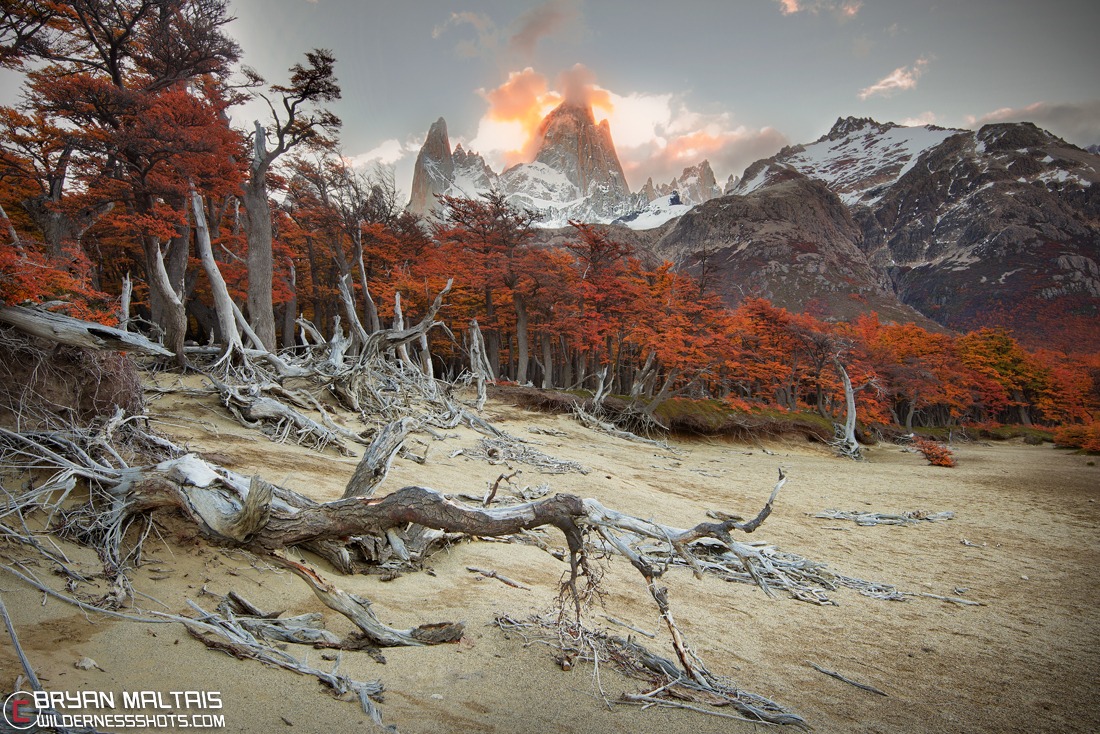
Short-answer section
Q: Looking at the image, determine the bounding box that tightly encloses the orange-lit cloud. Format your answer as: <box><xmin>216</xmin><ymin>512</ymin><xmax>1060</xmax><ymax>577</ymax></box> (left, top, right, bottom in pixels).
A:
<box><xmin>466</xmin><ymin>65</ymin><xmax>788</xmax><ymax>189</ymax></box>
<box><xmin>469</xmin><ymin>64</ymin><xmax>614</xmax><ymax>167</ymax></box>
<box><xmin>556</xmin><ymin>63</ymin><xmax>612</xmax><ymax>111</ymax></box>
<box><xmin>858</xmin><ymin>57</ymin><xmax>930</xmax><ymax>100</ymax></box>
<box><xmin>901</xmin><ymin>111</ymin><xmax>938</xmax><ymax>127</ymax></box>
<box><xmin>471</xmin><ymin>68</ymin><xmax>556</xmax><ymax>166</ymax></box>
<box><xmin>774</xmin><ymin>0</ymin><xmax>862</xmax><ymax>20</ymax></box>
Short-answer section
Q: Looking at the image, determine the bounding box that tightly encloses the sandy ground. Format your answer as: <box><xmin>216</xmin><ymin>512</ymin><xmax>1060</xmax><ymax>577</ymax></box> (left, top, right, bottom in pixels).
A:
<box><xmin>2</xmin><ymin>379</ymin><xmax>1099</xmax><ymax>734</ymax></box>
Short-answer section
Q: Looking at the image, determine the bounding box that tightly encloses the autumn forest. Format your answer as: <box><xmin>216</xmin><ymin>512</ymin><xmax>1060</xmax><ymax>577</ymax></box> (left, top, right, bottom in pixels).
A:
<box><xmin>2</xmin><ymin>1</ymin><xmax>1099</xmax><ymax>450</ymax></box>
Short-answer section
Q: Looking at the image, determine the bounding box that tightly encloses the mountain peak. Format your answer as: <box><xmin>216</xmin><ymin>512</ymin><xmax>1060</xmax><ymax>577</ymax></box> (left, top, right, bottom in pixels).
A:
<box><xmin>529</xmin><ymin>100</ymin><xmax>631</xmax><ymax>200</ymax></box>
<box><xmin>407</xmin><ymin>117</ymin><xmax>455</xmax><ymax>216</ymax></box>
<box><xmin>823</xmin><ymin>116</ymin><xmax>897</xmax><ymax>142</ymax></box>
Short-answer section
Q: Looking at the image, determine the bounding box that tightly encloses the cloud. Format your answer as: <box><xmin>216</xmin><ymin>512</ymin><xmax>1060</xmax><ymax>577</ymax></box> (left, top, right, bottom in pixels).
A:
<box><xmin>555</xmin><ymin>63</ymin><xmax>612</xmax><ymax>109</ymax></box>
<box><xmin>434</xmin><ymin>1</ymin><xmax>583</xmax><ymax>62</ymax></box>
<box><xmin>621</xmin><ymin>125</ymin><xmax>790</xmax><ymax>188</ymax></box>
<box><xmin>774</xmin><ymin>0</ymin><xmax>862</xmax><ymax>20</ymax></box>
<box><xmin>432</xmin><ymin>12</ymin><xmax>500</xmax><ymax>58</ymax></box>
<box><xmin>347</xmin><ymin>134</ymin><xmax>424</xmax><ymax>168</ymax></box>
<box><xmin>858</xmin><ymin>57</ymin><xmax>930</xmax><ymax>100</ymax></box>
<box><xmin>964</xmin><ymin>100</ymin><xmax>1100</xmax><ymax>147</ymax></box>
<box><xmin>465</xmin><ymin>64</ymin><xmax>788</xmax><ymax>189</ymax></box>
<box><xmin>901</xmin><ymin>111</ymin><xmax>938</xmax><ymax>127</ymax></box>
<box><xmin>506</xmin><ymin>0</ymin><xmax>582</xmax><ymax>60</ymax></box>
<box><xmin>852</xmin><ymin>34</ymin><xmax>876</xmax><ymax>58</ymax></box>
<box><xmin>470</xmin><ymin>67</ymin><xmax>556</xmax><ymax>165</ymax></box>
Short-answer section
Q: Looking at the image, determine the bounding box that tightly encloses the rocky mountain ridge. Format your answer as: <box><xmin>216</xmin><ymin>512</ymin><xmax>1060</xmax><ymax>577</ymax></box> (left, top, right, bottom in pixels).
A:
<box><xmin>406</xmin><ymin>103</ymin><xmax>725</xmax><ymax>227</ymax></box>
<box><xmin>666</xmin><ymin>116</ymin><xmax>1100</xmax><ymax>348</ymax></box>
<box><xmin>409</xmin><ymin>109</ymin><xmax>1099</xmax><ymax>350</ymax></box>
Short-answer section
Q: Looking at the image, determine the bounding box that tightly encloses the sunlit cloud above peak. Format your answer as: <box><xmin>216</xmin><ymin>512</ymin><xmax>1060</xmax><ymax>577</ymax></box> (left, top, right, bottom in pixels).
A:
<box><xmin>464</xmin><ymin>64</ymin><xmax>787</xmax><ymax>188</ymax></box>
<box><xmin>964</xmin><ymin>100</ymin><xmax>1100</xmax><ymax>147</ymax></box>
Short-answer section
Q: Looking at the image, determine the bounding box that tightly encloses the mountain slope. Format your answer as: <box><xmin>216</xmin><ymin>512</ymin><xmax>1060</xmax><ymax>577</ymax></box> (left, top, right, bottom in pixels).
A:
<box><xmin>656</xmin><ymin>174</ymin><xmax>935</xmax><ymax>325</ymax></box>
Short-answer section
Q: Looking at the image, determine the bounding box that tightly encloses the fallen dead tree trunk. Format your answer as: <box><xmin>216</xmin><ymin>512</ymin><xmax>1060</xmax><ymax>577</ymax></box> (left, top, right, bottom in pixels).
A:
<box><xmin>0</xmin><ymin>304</ymin><xmax>173</xmax><ymax>356</ymax></box>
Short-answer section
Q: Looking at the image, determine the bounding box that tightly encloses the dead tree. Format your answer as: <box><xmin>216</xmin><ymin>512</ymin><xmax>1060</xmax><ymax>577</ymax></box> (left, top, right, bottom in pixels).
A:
<box><xmin>830</xmin><ymin>357</ymin><xmax>882</xmax><ymax>461</ymax></box>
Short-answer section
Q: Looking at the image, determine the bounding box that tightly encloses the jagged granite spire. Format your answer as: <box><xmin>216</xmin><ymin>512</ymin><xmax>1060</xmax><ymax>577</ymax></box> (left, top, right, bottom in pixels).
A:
<box><xmin>529</xmin><ymin>102</ymin><xmax>631</xmax><ymax>198</ymax></box>
<box><xmin>407</xmin><ymin>117</ymin><xmax>454</xmax><ymax>216</ymax></box>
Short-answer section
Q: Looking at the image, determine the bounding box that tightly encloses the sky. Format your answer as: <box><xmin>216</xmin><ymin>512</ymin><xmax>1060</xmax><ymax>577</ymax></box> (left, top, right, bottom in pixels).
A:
<box><xmin>7</xmin><ymin>0</ymin><xmax>1100</xmax><ymax>200</ymax></box>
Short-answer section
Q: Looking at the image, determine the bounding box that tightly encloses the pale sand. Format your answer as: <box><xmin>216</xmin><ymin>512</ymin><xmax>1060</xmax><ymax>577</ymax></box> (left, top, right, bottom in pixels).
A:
<box><xmin>2</xmin><ymin>382</ymin><xmax>1098</xmax><ymax>734</ymax></box>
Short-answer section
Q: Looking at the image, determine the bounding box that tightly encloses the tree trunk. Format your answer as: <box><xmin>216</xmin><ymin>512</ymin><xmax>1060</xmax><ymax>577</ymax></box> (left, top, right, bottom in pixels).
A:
<box><xmin>559</xmin><ymin>335</ymin><xmax>572</xmax><ymax>388</ymax></box>
<box><xmin>0</xmin><ymin>200</ymin><xmax>22</xmax><ymax>252</ymax></box>
<box><xmin>356</xmin><ymin>246</ymin><xmax>380</xmax><ymax>333</ymax></box>
<box><xmin>281</xmin><ymin>260</ymin><xmax>297</xmax><ymax>351</ymax></box>
<box><xmin>241</xmin><ymin>122</ymin><xmax>276</xmax><ymax>350</ymax></box>
<box><xmin>514</xmin><ymin>292</ymin><xmax>529</xmax><ymax>385</ymax></box>
<box><xmin>149</xmin><ymin>239</ymin><xmax>188</xmax><ymax>366</ymax></box>
<box><xmin>832</xmin><ymin>359</ymin><xmax>861</xmax><ymax>458</ymax></box>
<box><xmin>192</xmin><ymin>190</ymin><xmax>245</xmax><ymax>366</ymax></box>
<box><xmin>541</xmin><ymin>335</ymin><xmax>553</xmax><ymax>389</ymax></box>
<box><xmin>0</xmin><ymin>305</ymin><xmax>171</xmax><ymax>356</ymax></box>
<box><xmin>642</xmin><ymin>368</ymin><xmax>680</xmax><ymax>427</ymax></box>
<box><xmin>119</xmin><ymin>273</ymin><xmax>132</xmax><ymax>332</ymax></box>
<box><xmin>20</xmin><ymin>195</ymin><xmax>75</xmax><ymax>259</ymax></box>
<box><xmin>165</xmin><ymin>201</ymin><xmax>191</xmax><ymax>304</ymax></box>
<box><xmin>1012</xmin><ymin>389</ymin><xmax>1032</xmax><ymax>426</ymax></box>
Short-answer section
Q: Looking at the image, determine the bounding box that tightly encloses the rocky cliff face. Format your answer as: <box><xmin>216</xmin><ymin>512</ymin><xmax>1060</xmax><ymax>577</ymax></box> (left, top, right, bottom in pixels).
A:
<box><xmin>656</xmin><ymin>174</ymin><xmax>933</xmax><ymax>325</ymax></box>
<box><xmin>859</xmin><ymin>122</ymin><xmax>1100</xmax><ymax>340</ymax></box>
<box><xmin>407</xmin><ymin>118</ymin><xmax>454</xmax><ymax>217</ymax></box>
<box><xmin>529</xmin><ymin>103</ymin><xmax>629</xmax><ymax>198</ymax></box>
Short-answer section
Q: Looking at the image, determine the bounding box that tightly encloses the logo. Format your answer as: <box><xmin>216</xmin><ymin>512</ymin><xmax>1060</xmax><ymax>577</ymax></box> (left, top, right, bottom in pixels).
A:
<box><xmin>4</xmin><ymin>691</ymin><xmax>37</xmax><ymax>730</ymax></box>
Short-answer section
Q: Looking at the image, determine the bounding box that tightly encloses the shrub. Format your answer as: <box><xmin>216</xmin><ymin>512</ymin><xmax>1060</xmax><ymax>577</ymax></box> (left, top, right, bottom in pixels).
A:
<box><xmin>912</xmin><ymin>437</ymin><xmax>956</xmax><ymax>467</ymax></box>
<box><xmin>1054</xmin><ymin>424</ymin><xmax>1100</xmax><ymax>452</ymax></box>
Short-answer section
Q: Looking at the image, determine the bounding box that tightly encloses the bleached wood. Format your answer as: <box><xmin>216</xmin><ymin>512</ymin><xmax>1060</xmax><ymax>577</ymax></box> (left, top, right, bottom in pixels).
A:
<box><xmin>0</xmin><ymin>305</ymin><xmax>172</xmax><ymax>356</ymax></box>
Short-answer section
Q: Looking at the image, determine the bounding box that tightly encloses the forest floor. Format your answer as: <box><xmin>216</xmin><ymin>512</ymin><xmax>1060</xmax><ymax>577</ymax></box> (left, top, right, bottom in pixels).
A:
<box><xmin>2</xmin><ymin>375</ymin><xmax>1098</xmax><ymax>734</ymax></box>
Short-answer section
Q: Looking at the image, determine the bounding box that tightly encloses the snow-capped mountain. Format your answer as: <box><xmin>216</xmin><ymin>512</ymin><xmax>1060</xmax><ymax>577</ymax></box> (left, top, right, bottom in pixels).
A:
<box><xmin>612</xmin><ymin>193</ymin><xmax>692</xmax><ymax>231</ymax></box>
<box><xmin>734</xmin><ymin>117</ymin><xmax>966</xmax><ymax>206</ymax></box>
<box><xmin>406</xmin><ymin>102</ymin><xmax>731</xmax><ymax>228</ymax></box>
<box><xmin>502</xmin><ymin>101</ymin><xmax>638</xmax><ymax>224</ymax></box>
<box><xmin>407</xmin><ymin>102</ymin><xmax>644</xmax><ymax>226</ymax></box>
<box><xmin>664</xmin><ymin>116</ymin><xmax>1100</xmax><ymax>348</ymax></box>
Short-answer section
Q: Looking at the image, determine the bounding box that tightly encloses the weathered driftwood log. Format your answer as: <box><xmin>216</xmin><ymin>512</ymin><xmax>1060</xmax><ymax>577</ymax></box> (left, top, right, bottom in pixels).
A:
<box><xmin>0</xmin><ymin>305</ymin><xmax>172</xmax><ymax>356</ymax></box>
<box><xmin>208</xmin><ymin>378</ymin><xmax>364</xmax><ymax>455</ymax></box>
<box><xmin>342</xmin><ymin>417</ymin><xmax>418</xmax><ymax>499</ymax></box>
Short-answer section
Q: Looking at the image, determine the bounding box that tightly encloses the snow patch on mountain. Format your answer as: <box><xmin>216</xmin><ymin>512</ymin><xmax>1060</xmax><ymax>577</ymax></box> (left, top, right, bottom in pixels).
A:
<box><xmin>612</xmin><ymin>193</ymin><xmax>691</xmax><ymax>230</ymax></box>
